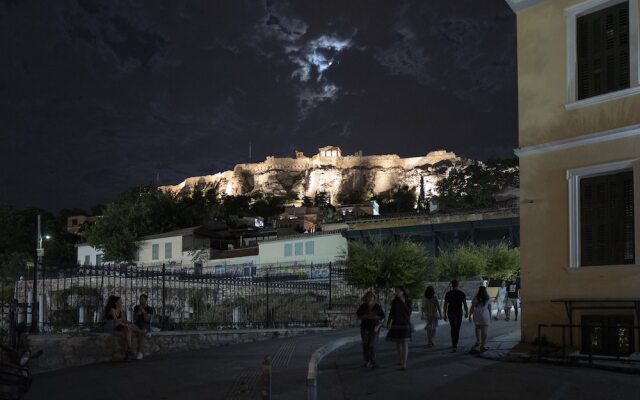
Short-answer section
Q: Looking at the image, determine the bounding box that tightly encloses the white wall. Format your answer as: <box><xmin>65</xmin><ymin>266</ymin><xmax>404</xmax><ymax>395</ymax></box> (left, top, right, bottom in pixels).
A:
<box><xmin>135</xmin><ymin>236</ymin><xmax>183</xmax><ymax>266</ymax></box>
<box><xmin>77</xmin><ymin>244</ymin><xmax>104</xmax><ymax>266</ymax></box>
<box><xmin>257</xmin><ymin>232</ymin><xmax>346</xmax><ymax>265</ymax></box>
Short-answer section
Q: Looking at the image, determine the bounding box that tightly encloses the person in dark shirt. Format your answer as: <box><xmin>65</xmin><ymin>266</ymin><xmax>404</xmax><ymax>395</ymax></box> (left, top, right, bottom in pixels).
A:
<box><xmin>356</xmin><ymin>291</ymin><xmax>385</xmax><ymax>369</ymax></box>
<box><xmin>443</xmin><ymin>280</ymin><xmax>468</xmax><ymax>352</ymax></box>
<box><xmin>505</xmin><ymin>277</ymin><xmax>520</xmax><ymax>321</ymax></box>
<box><xmin>386</xmin><ymin>286</ymin><xmax>413</xmax><ymax>370</ymax></box>
<box><xmin>132</xmin><ymin>294</ymin><xmax>153</xmax><ymax>360</ymax></box>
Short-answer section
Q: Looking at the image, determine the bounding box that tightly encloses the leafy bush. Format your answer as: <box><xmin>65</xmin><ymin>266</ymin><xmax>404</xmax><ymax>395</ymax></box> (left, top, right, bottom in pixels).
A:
<box><xmin>341</xmin><ymin>238</ymin><xmax>433</xmax><ymax>297</ymax></box>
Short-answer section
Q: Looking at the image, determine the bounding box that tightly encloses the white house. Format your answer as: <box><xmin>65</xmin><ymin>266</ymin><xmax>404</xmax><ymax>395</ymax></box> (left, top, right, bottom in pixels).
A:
<box><xmin>77</xmin><ymin>226</ymin><xmax>217</xmax><ymax>268</ymax></box>
<box><xmin>205</xmin><ymin>230</ymin><xmax>347</xmax><ymax>277</ymax></box>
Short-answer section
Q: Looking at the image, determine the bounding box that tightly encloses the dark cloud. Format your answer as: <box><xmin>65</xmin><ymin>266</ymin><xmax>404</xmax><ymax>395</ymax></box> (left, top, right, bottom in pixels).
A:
<box><xmin>0</xmin><ymin>0</ymin><xmax>517</xmax><ymax>211</ymax></box>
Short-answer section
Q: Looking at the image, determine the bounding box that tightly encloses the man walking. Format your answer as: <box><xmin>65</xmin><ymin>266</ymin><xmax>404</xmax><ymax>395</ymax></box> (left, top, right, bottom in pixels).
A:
<box><xmin>443</xmin><ymin>280</ymin><xmax>468</xmax><ymax>352</ymax></box>
<box><xmin>505</xmin><ymin>277</ymin><xmax>520</xmax><ymax>321</ymax></box>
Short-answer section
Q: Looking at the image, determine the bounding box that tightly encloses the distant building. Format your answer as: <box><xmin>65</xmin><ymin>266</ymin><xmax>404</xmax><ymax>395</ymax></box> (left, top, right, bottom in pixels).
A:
<box><xmin>337</xmin><ymin>201</ymin><xmax>379</xmax><ymax>220</ymax></box>
<box><xmin>276</xmin><ymin>206</ymin><xmax>319</xmax><ymax>236</ymax></box>
<box><xmin>66</xmin><ymin>215</ymin><xmax>96</xmax><ymax>235</ymax></box>
<box><xmin>77</xmin><ymin>226</ymin><xmax>223</xmax><ymax>268</ymax></box>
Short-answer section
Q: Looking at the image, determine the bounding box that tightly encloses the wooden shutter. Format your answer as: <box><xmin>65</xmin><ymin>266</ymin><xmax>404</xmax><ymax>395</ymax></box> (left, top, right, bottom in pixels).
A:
<box><xmin>577</xmin><ymin>2</ymin><xmax>630</xmax><ymax>100</ymax></box>
<box><xmin>580</xmin><ymin>171</ymin><xmax>635</xmax><ymax>266</ymax></box>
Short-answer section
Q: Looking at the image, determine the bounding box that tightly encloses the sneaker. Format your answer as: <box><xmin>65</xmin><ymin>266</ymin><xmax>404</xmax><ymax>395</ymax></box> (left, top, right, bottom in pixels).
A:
<box><xmin>480</xmin><ymin>346</ymin><xmax>489</xmax><ymax>352</ymax></box>
<box><xmin>136</xmin><ymin>352</ymin><xmax>144</xmax><ymax>360</ymax></box>
<box><xmin>450</xmin><ymin>347</ymin><xmax>457</xmax><ymax>353</ymax></box>
<box><xmin>371</xmin><ymin>362</ymin><xmax>379</xmax><ymax>369</ymax></box>
<box><xmin>363</xmin><ymin>361</ymin><xmax>371</xmax><ymax>368</ymax></box>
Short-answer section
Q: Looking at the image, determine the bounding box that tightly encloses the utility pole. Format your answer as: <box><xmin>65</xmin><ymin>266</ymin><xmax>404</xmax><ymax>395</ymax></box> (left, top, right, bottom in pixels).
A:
<box><xmin>31</xmin><ymin>214</ymin><xmax>43</xmax><ymax>333</ymax></box>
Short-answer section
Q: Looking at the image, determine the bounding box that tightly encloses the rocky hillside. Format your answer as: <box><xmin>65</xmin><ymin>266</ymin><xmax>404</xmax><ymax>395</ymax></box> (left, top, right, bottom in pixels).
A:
<box><xmin>161</xmin><ymin>146</ymin><xmax>469</xmax><ymax>203</ymax></box>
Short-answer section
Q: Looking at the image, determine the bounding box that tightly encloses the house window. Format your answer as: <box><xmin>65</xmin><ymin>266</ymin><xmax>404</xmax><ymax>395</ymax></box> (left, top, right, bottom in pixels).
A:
<box><xmin>577</xmin><ymin>1</ymin><xmax>630</xmax><ymax>99</ymax></box>
<box><xmin>305</xmin><ymin>241</ymin><xmax>315</xmax><ymax>255</ymax></box>
<box><xmin>152</xmin><ymin>244</ymin><xmax>159</xmax><ymax>260</ymax></box>
<box><xmin>568</xmin><ymin>159</ymin><xmax>639</xmax><ymax>267</ymax></box>
<box><xmin>566</xmin><ymin>0</ymin><xmax>640</xmax><ymax>105</ymax></box>
<box><xmin>96</xmin><ymin>254</ymin><xmax>103</xmax><ymax>267</ymax></box>
<box><xmin>165</xmin><ymin>243</ymin><xmax>172</xmax><ymax>259</ymax></box>
<box><xmin>295</xmin><ymin>242</ymin><xmax>303</xmax><ymax>256</ymax></box>
<box><xmin>71</xmin><ymin>219</ymin><xmax>78</xmax><ymax>226</ymax></box>
<box><xmin>84</xmin><ymin>255</ymin><xmax>90</xmax><ymax>266</ymax></box>
<box><xmin>284</xmin><ymin>243</ymin><xmax>293</xmax><ymax>257</ymax></box>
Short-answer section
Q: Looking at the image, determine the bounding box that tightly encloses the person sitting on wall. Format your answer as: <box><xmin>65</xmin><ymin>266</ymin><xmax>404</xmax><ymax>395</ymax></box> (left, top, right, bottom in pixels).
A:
<box><xmin>133</xmin><ymin>294</ymin><xmax>154</xmax><ymax>359</ymax></box>
<box><xmin>103</xmin><ymin>295</ymin><xmax>146</xmax><ymax>361</ymax></box>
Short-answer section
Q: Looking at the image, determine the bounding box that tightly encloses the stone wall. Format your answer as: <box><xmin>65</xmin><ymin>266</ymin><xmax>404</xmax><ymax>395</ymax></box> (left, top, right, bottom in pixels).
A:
<box><xmin>28</xmin><ymin>327</ymin><xmax>332</xmax><ymax>373</ymax></box>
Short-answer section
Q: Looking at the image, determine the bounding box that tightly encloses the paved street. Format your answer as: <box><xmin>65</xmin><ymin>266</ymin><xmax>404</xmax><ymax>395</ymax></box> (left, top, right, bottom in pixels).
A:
<box><xmin>25</xmin><ymin>319</ymin><xmax>640</xmax><ymax>400</ymax></box>
<box><xmin>319</xmin><ymin>320</ymin><xmax>640</xmax><ymax>400</ymax></box>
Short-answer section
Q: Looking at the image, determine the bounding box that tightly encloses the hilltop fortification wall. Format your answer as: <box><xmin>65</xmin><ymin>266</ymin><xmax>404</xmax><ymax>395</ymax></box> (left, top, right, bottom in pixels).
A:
<box><xmin>160</xmin><ymin>147</ymin><xmax>461</xmax><ymax>200</ymax></box>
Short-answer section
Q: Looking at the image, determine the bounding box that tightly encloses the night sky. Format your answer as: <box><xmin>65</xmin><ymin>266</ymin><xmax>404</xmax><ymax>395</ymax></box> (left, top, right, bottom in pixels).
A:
<box><xmin>0</xmin><ymin>0</ymin><xmax>517</xmax><ymax>212</ymax></box>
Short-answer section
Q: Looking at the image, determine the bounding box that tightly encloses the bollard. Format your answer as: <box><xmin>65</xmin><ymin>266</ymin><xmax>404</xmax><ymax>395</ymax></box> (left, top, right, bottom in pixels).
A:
<box><xmin>261</xmin><ymin>356</ymin><xmax>272</xmax><ymax>399</ymax></box>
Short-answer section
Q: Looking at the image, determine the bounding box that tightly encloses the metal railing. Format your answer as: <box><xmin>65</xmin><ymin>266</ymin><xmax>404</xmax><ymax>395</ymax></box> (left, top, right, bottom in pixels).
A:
<box><xmin>2</xmin><ymin>263</ymin><xmax>362</xmax><ymax>334</ymax></box>
<box><xmin>537</xmin><ymin>323</ymin><xmax>640</xmax><ymax>364</ymax></box>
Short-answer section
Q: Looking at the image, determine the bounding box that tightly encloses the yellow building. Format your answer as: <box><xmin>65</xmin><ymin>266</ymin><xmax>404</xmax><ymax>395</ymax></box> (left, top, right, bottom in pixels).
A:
<box><xmin>507</xmin><ymin>0</ymin><xmax>640</xmax><ymax>356</ymax></box>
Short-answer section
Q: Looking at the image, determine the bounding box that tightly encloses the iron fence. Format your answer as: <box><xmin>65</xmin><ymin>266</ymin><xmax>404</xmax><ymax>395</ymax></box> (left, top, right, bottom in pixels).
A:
<box><xmin>1</xmin><ymin>263</ymin><xmax>363</xmax><ymax>335</ymax></box>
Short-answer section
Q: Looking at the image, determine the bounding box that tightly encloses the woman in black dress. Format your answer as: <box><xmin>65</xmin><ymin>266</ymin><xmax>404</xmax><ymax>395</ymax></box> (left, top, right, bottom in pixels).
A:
<box><xmin>386</xmin><ymin>286</ymin><xmax>412</xmax><ymax>370</ymax></box>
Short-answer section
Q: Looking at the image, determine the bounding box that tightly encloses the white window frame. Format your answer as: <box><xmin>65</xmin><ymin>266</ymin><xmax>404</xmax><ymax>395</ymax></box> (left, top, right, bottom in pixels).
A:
<box><xmin>565</xmin><ymin>0</ymin><xmax>640</xmax><ymax>109</ymax></box>
<box><xmin>567</xmin><ymin>158</ymin><xmax>640</xmax><ymax>267</ymax></box>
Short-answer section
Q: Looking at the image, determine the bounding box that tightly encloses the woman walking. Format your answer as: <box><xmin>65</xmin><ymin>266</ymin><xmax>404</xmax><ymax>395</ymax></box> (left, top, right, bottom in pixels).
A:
<box><xmin>356</xmin><ymin>291</ymin><xmax>385</xmax><ymax>368</ymax></box>
<box><xmin>421</xmin><ymin>286</ymin><xmax>442</xmax><ymax>347</ymax></box>
<box><xmin>494</xmin><ymin>281</ymin><xmax>507</xmax><ymax>320</ymax></box>
<box><xmin>469</xmin><ymin>286</ymin><xmax>492</xmax><ymax>352</ymax></box>
<box><xmin>386</xmin><ymin>286</ymin><xmax>412</xmax><ymax>370</ymax></box>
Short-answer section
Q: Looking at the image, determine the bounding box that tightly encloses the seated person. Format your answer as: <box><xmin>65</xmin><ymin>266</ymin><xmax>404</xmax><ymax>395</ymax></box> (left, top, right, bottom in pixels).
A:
<box><xmin>104</xmin><ymin>295</ymin><xmax>146</xmax><ymax>360</ymax></box>
<box><xmin>133</xmin><ymin>294</ymin><xmax>153</xmax><ymax>358</ymax></box>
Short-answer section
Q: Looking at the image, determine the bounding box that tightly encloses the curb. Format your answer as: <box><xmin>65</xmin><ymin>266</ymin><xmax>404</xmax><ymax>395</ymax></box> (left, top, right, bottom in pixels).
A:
<box><xmin>307</xmin><ymin>334</ymin><xmax>360</xmax><ymax>400</ymax></box>
<box><xmin>306</xmin><ymin>319</ymin><xmax>426</xmax><ymax>400</ymax></box>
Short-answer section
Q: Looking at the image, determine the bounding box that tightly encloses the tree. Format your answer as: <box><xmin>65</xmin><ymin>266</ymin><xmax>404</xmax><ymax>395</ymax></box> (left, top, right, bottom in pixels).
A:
<box><xmin>481</xmin><ymin>242</ymin><xmax>520</xmax><ymax>280</ymax></box>
<box><xmin>341</xmin><ymin>238</ymin><xmax>433</xmax><ymax>298</ymax></box>
<box><xmin>0</xmin><ymin>206</ymin><xmax>77</xmax><ymax>277</ymax></box>
<box><xmin>433</xmin><ymin>243</ymin><xmax>486</xmax><ymax>281</ymax></box>
<box><xmin>435</xmin><ymin>159</ymin><xmax>519</xmax><ymax>212</ymax></box>
<box><xmin>85</xmin><ymin>185</ymin><xmax>183</xmax><ymax>262</ymax></box>
<box><xmin>250</xmin><ymin>194</ymin><xmax>285</xmax><ymax>221</ymax></box>
<box><xmin>432</xmin><ymin>242</ymin><xmax>520</xmax><ymax>281</ymax></box>
<box><xmin>374</xmin><ymin>185</ymin><xmax>417</xmax><ymax>214</ymax></box>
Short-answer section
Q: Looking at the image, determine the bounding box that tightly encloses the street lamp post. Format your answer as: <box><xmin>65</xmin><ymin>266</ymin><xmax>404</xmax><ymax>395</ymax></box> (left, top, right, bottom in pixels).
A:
<box><xmin>31</xmin><ymin>214</ymin><xmax>49</xmax><ymax>333</ymax></box>
<box><xmin>31</xmin><ymin>215</ymin><xmax>42</xmax><ymax>333</ymax></box>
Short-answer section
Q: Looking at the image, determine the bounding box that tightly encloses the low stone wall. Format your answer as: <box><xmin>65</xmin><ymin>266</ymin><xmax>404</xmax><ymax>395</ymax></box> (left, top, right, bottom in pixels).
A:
<box><xmin>28</xmin><ymin>327</ymin><xmax>332</xmax><ymax>373</ymax></box>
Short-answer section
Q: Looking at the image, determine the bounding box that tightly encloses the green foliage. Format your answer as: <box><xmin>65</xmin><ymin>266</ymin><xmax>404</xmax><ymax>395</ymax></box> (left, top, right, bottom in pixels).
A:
<box><xmin>436</xmin><ymin>159</ymin><xmax>519</xmax><ymax>212</ymax></box>
<box><xmin>342</xmin><ymin>238</ymin><xmax>434</xmax><ymax>297</ymax></box>
<box><xmin>0</xmin><ymin>206</ymin><xmax>77</xmax><ymax>277</ymax></box>
<box><xmin>85</xmin><ymin>185</ymin><xmax>186</xmax><ymax>262</ymax></box>
<box><xmin>249</xmin><ymin>194</ymin><xmax>285</xmax><ymax>221</ymax></box>
<box><xmin>433</xmin><ymin>243</ymin><xmax>486</xmax><ymax>280</ymax></box>
<box><xmin>433</xmin><ymin>242</ymin><xmax>520</xmax><ymax>281</ymax></box>
<box><xmin>482</xmin><ymin>242</ymin><xmax>520</xmax><ymax>280</ymax></box>
<box><xmin>374</xmin><ymin>185</ymin><xmax>417</xmax><ymax>214</ymax></box>
<box><xmin>337</xmin><ymin>188</ymin><xmax>372</xmax><ymax>205</ymax></box>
